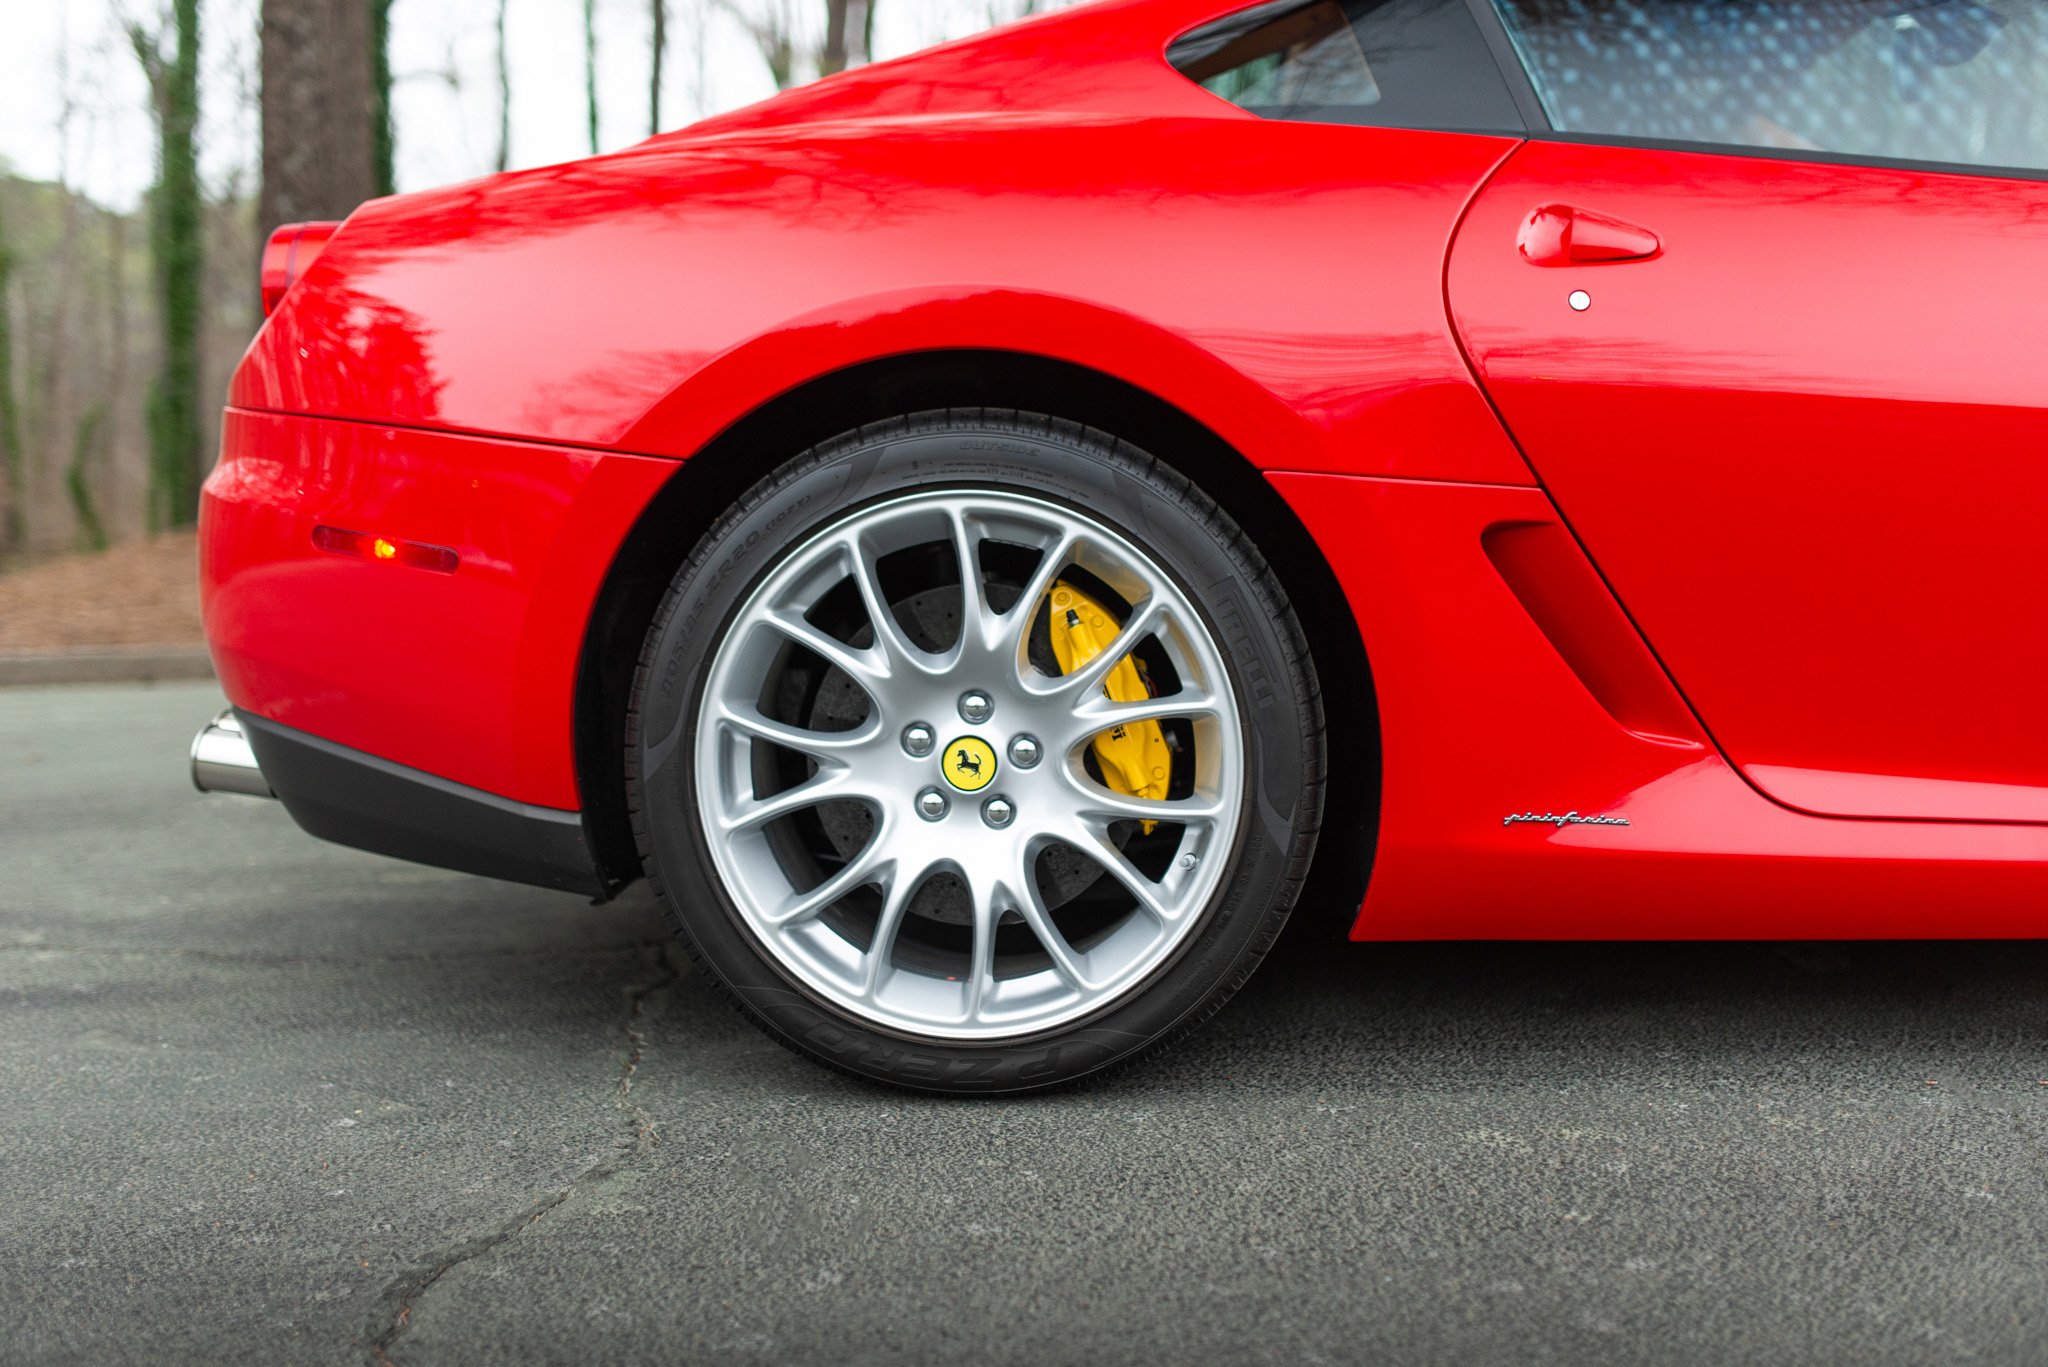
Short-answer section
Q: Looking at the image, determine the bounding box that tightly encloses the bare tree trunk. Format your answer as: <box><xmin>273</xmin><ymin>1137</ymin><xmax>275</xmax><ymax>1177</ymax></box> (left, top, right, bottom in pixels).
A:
<box><xmin>692</xmin><ymin>0</ymin><xmax>709</xmax><ymax>118</ymax></box>
<box><xmin>728</xmin><ymin>0</ymin><xmax>798</xmax><ymax>89</ymax></box>
<box><xmin>821</xmin><ymin>0</ymin><xmax>850</xmax><ymax>75</ymax></box>
<box><xmin>34</xmin><ymin>174</ymin><xmax>85</xmax><ymax>519</ymax></box>
<box><xmin>821</xmin><ymin>0</ymin><xmax>874</xmax><ymax>72</ymax></box>
<box><xmin>106</xmin><ymin>212</ymin><xmax>140</xmax><ymax>544</ymax></box>
<box><xmin>585</xmin><ymin>0</ymin><xmax>601</xmax><ymax>154</ymax></box>
<box><xmin>27</xmin><ymin>47</ymin><xmax>90</xmax><ymax>552</ymax></box>
<box><xmin>132</xmin><ymin>0</ymin><xmax>206</xmax><ymax>531</ymax></box>
<box><xmin>495</xmin><ymin>0</ymin><xmax>512</xmax><ymax>173</ymax></box>
<box><xmin>0</xmin><ymin>201</ymin><xmax>24</xmax><ymax>555</ymax></box>
<box><xmin>258</xmin><ymin>0</ymin><xmax>376</xmax><ymax>232</ymax></box>
<box><xmin>651</xmin><ymin>0</ymin><xmax>667</xmax><ymax>136</ymax></box>
<box><xmin>103</xmin><ymin>212</ymin><xmax>132</xmax><ymax>546</ymax></box>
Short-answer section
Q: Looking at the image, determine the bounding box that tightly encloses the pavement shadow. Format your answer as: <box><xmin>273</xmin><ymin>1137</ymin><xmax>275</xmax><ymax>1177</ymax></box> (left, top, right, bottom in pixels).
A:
<box><xmin>1139</xmin><ymin>898</ymin><xmax>2048</xmax><ymax>1093</ymax></box>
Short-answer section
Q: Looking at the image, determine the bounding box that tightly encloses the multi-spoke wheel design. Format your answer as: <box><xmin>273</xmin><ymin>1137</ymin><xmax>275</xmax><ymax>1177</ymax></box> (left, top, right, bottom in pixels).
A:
<box><xmin>694</xmin><ymin>490</ymin><xmax>1245</xmax><ymax>1040</ymax></box>
<box><xmin>631</xmin><ymin>413</ymin><xmax>1323</xmax><ymax>1090</ymax></box>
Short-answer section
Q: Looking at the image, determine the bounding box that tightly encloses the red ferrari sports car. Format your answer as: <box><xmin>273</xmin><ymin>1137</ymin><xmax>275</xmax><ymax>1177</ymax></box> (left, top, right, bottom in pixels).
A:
<box><xmin>193</xmin><ymin>0</ymin><xmax>2048</xmax><ymax>1091</ymax></box>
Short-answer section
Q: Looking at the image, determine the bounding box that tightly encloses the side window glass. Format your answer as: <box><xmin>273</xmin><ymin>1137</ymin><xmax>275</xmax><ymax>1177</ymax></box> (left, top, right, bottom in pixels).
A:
<box><xmin>1490</xmin><ymin>0</ymin><xmax>2048</xmax><ymax>174</ymax></box>
<box><xmin>1184</xmin><ymin>1</ymin><xmax>1386</xmax><ymax>111</ymax></box>
<box><xmin>1169</xmin><ymin>0</ymin><xmax>1528</xmax><ymax>131</ymax></box>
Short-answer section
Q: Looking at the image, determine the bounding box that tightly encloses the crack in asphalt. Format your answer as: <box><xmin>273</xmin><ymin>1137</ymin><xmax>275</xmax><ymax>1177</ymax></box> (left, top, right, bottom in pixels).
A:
<box><xmin>365</xmin><ymin>1181</ymin><xmax>587</xmax><ymax>1367</ymax></box>
<box><xmin>618</xmin><ymin>943</ymin><xmax>679</xmax><ymax>1154</ymax></box>
<box><xmin>365</xmin><ymin>942</ymin><xmax>683</xmax><ymax>1366</ymax></box>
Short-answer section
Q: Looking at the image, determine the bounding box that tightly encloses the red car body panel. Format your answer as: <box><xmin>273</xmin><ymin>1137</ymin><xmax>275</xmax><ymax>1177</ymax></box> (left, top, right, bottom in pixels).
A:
<box><xmin>204</xmin><ymin>410</ymin><xmax>673</xmax><ymax>807</ymax></box>
<box><xmin>230</xmin><ymin>114</ymin><xmax>1530</xmax><ymax>487</ymax></box>
<box><xmin>1449</xmin><ymin>141</ymin><xmax>2048</xmax><ymax>826</ymax></box>
<box><xmin>201</xmin><ymin>0</ymin><xmax>2048</xmax><ymax>936</ymax></box>
<box><xmin>1272</xmin><ymin>473</ymin><xmax>2048</xmax><ymax>941</ymax></box>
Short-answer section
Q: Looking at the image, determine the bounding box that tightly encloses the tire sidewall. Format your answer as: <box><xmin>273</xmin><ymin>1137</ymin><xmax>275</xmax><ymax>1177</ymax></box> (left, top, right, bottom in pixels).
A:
<box><xmin>635</xmin><ymin>421</ymin><xmax>1314</xmax><ymax>1091</ymax></box>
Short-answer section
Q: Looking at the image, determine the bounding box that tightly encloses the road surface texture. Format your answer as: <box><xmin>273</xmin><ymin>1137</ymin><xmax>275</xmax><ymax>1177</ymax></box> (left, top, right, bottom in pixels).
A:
<box><xmin>5</xmin><ymin>681</ymin><xmax>2048</xmax><ymax>1365</ymax></box>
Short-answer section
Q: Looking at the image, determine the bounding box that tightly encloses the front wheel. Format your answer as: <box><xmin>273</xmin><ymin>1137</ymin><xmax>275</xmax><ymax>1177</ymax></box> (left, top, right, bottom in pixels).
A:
<box><xmin>626</xmin><ymin>412</ymin><xmax>1324</xmax><ymax>1092</ymax></box>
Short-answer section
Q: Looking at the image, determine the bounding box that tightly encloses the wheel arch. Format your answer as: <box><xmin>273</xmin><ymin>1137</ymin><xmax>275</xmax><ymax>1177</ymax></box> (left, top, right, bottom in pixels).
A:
<box><xmin>575</xmin><ymin>350</ymin><xmax>1378</xmax><ymax>932</ymax></box>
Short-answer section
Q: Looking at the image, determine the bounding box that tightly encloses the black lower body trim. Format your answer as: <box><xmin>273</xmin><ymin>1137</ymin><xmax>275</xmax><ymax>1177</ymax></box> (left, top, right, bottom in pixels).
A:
<box><xmin>239</xmin><ymin>712</ymin><xmax>610</xmax><ymax>899</ymax></box>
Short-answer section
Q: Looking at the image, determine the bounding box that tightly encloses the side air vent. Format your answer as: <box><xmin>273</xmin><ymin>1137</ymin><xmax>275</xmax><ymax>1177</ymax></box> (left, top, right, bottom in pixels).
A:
<box><xmin>1481</xmin><ymin>519</ymin><xmax>1698</xmax><ymax>747</ymax></box>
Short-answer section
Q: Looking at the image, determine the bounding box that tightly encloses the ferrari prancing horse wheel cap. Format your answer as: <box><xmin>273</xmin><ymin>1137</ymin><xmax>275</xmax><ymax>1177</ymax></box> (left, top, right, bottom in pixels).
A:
<box><xmin>941</xmin><ymin>736</ymin><xmax>997</xmax><ymax>792</ymax></box>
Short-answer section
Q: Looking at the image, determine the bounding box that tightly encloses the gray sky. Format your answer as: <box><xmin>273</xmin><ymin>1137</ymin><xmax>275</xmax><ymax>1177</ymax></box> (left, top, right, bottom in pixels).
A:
<box><xmin>0</xmin><ymin>0</ymin><xmax>1032</xmax><ymax>212</ymax></box>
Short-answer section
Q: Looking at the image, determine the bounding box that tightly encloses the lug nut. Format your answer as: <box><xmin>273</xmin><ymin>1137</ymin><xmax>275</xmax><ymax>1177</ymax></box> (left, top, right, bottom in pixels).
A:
<box><xmin>982</xmin><ymin>795</ymin><xmax>1015</xmax><ymax>829</ymax></box>
<box><xmin>902</xmin><ymin>723</ymin><xmax>936</xmax><ymax>757</ymax></box>
<box><xmin>916</xmin><ymin>788</ymin><xmax>950</xmax><ymax>821</ymax></box>
<box><xmin>1008</xmin><ymin>735</ymin><xmax>1041</xmax><ymax>769</ymax></box>
<box><xmin>958</xmin><ymin>690</ymin><xmax>993</xmax><ymax>725</ymax></box>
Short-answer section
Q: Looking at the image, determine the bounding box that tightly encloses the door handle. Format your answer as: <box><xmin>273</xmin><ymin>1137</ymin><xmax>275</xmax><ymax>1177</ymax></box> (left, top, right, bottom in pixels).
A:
<box><xmin>1517</xmin><ymin>204</ymin><xmax>1662</xmax><ymax>266</ymax></box>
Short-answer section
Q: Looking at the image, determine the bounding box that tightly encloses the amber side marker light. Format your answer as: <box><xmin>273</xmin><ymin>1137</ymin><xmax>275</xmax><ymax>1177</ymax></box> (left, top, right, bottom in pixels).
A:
<box><xmin>313</xmin><ymin>526</ymin><xmax>459</xmax><ymax>574</ymax></box>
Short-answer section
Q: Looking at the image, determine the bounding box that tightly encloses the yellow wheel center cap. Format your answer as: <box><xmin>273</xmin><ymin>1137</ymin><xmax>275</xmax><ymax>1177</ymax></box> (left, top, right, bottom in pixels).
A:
<box><xmin>941</xmin><ymin>736</ymin><xmax>998</xmax><ymax>792</ymax></box>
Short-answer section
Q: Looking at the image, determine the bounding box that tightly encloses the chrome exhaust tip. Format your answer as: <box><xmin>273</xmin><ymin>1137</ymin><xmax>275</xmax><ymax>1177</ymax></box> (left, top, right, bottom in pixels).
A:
<box><xmin>191</xmin><ymin>709</ymin><xmax>275</xmax><ymax>798</ymax></box>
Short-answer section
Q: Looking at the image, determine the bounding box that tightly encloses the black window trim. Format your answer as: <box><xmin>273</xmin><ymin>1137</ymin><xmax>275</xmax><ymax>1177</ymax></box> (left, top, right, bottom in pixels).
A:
<box><xmin>1165</xmin><ymin>0</ymin><xmax>1535</xmax><ymax>136</ymax></box>
<box><xmin>1523</xmin><ymin>130</ymin><xmax>2048</xmax><ymax>183</ymax></box>
<box><xmin>1458</xmin><ymin>0</ymin><xmax>1553</xmax><ymax>129</ymax></box>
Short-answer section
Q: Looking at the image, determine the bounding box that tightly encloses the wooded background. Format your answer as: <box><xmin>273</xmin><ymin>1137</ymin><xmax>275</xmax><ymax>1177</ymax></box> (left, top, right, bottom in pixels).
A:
<box><xmin>0</xmin><ymin>0</ymin><xmax>1049</xmax><ymax>564</ymax></box>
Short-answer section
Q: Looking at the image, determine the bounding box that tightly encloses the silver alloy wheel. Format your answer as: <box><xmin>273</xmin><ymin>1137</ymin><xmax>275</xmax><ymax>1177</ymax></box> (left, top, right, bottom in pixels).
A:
<box><xmin>692</xmin><ymin>489</ymin><xmax>1245</xmax><ymax>1041</ymax></box>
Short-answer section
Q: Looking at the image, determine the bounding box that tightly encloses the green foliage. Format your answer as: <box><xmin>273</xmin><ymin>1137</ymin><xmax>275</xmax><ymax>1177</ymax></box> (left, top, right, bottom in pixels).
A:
<box><xmin>67</xmin><ymin>405</ymin><xmax>108</xmax><ymax>553</ymax></box>
<box><xmin>134</xmin><ymin>0</ymin><xmax>206</xmax><ymax>531</ymax></box>
<box><xmin>586</xmin><ymin>0</ymin><xmax>601</xmax><ymax>155</ymax></box>
<box><xmin>371</xmin><ymin>0</ymin><xmax>396</xmax><ymax>197</ymax></box>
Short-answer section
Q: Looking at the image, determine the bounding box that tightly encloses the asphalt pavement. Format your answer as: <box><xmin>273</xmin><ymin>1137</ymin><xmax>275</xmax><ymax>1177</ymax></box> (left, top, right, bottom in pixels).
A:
<box><xmin>5</xmin><ymin>681</ymin><xmax>2048</xmax><ymax>1365</ymax></box>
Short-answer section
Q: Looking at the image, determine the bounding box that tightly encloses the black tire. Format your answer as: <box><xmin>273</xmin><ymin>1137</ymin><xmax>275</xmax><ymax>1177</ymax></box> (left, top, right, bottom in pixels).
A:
<box><xmin>625</xmin><ymin>411</ymin><xmax>1325</xmax><ymax>1092</ymax></box>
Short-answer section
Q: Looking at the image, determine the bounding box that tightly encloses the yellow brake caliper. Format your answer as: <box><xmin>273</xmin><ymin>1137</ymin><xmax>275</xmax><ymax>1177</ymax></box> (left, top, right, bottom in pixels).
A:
<box><xmin>1047</xmin><ymin>582</ymin><xmax>1171</xmax><ymax>832</ymax></box>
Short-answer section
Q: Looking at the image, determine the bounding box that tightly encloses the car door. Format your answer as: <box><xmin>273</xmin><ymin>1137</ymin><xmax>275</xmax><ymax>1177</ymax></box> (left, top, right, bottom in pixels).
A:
<box><xmin>1447</xmin><ymin>0</ymin><xmax>2048</xmax><ymax>823</ymax></box>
